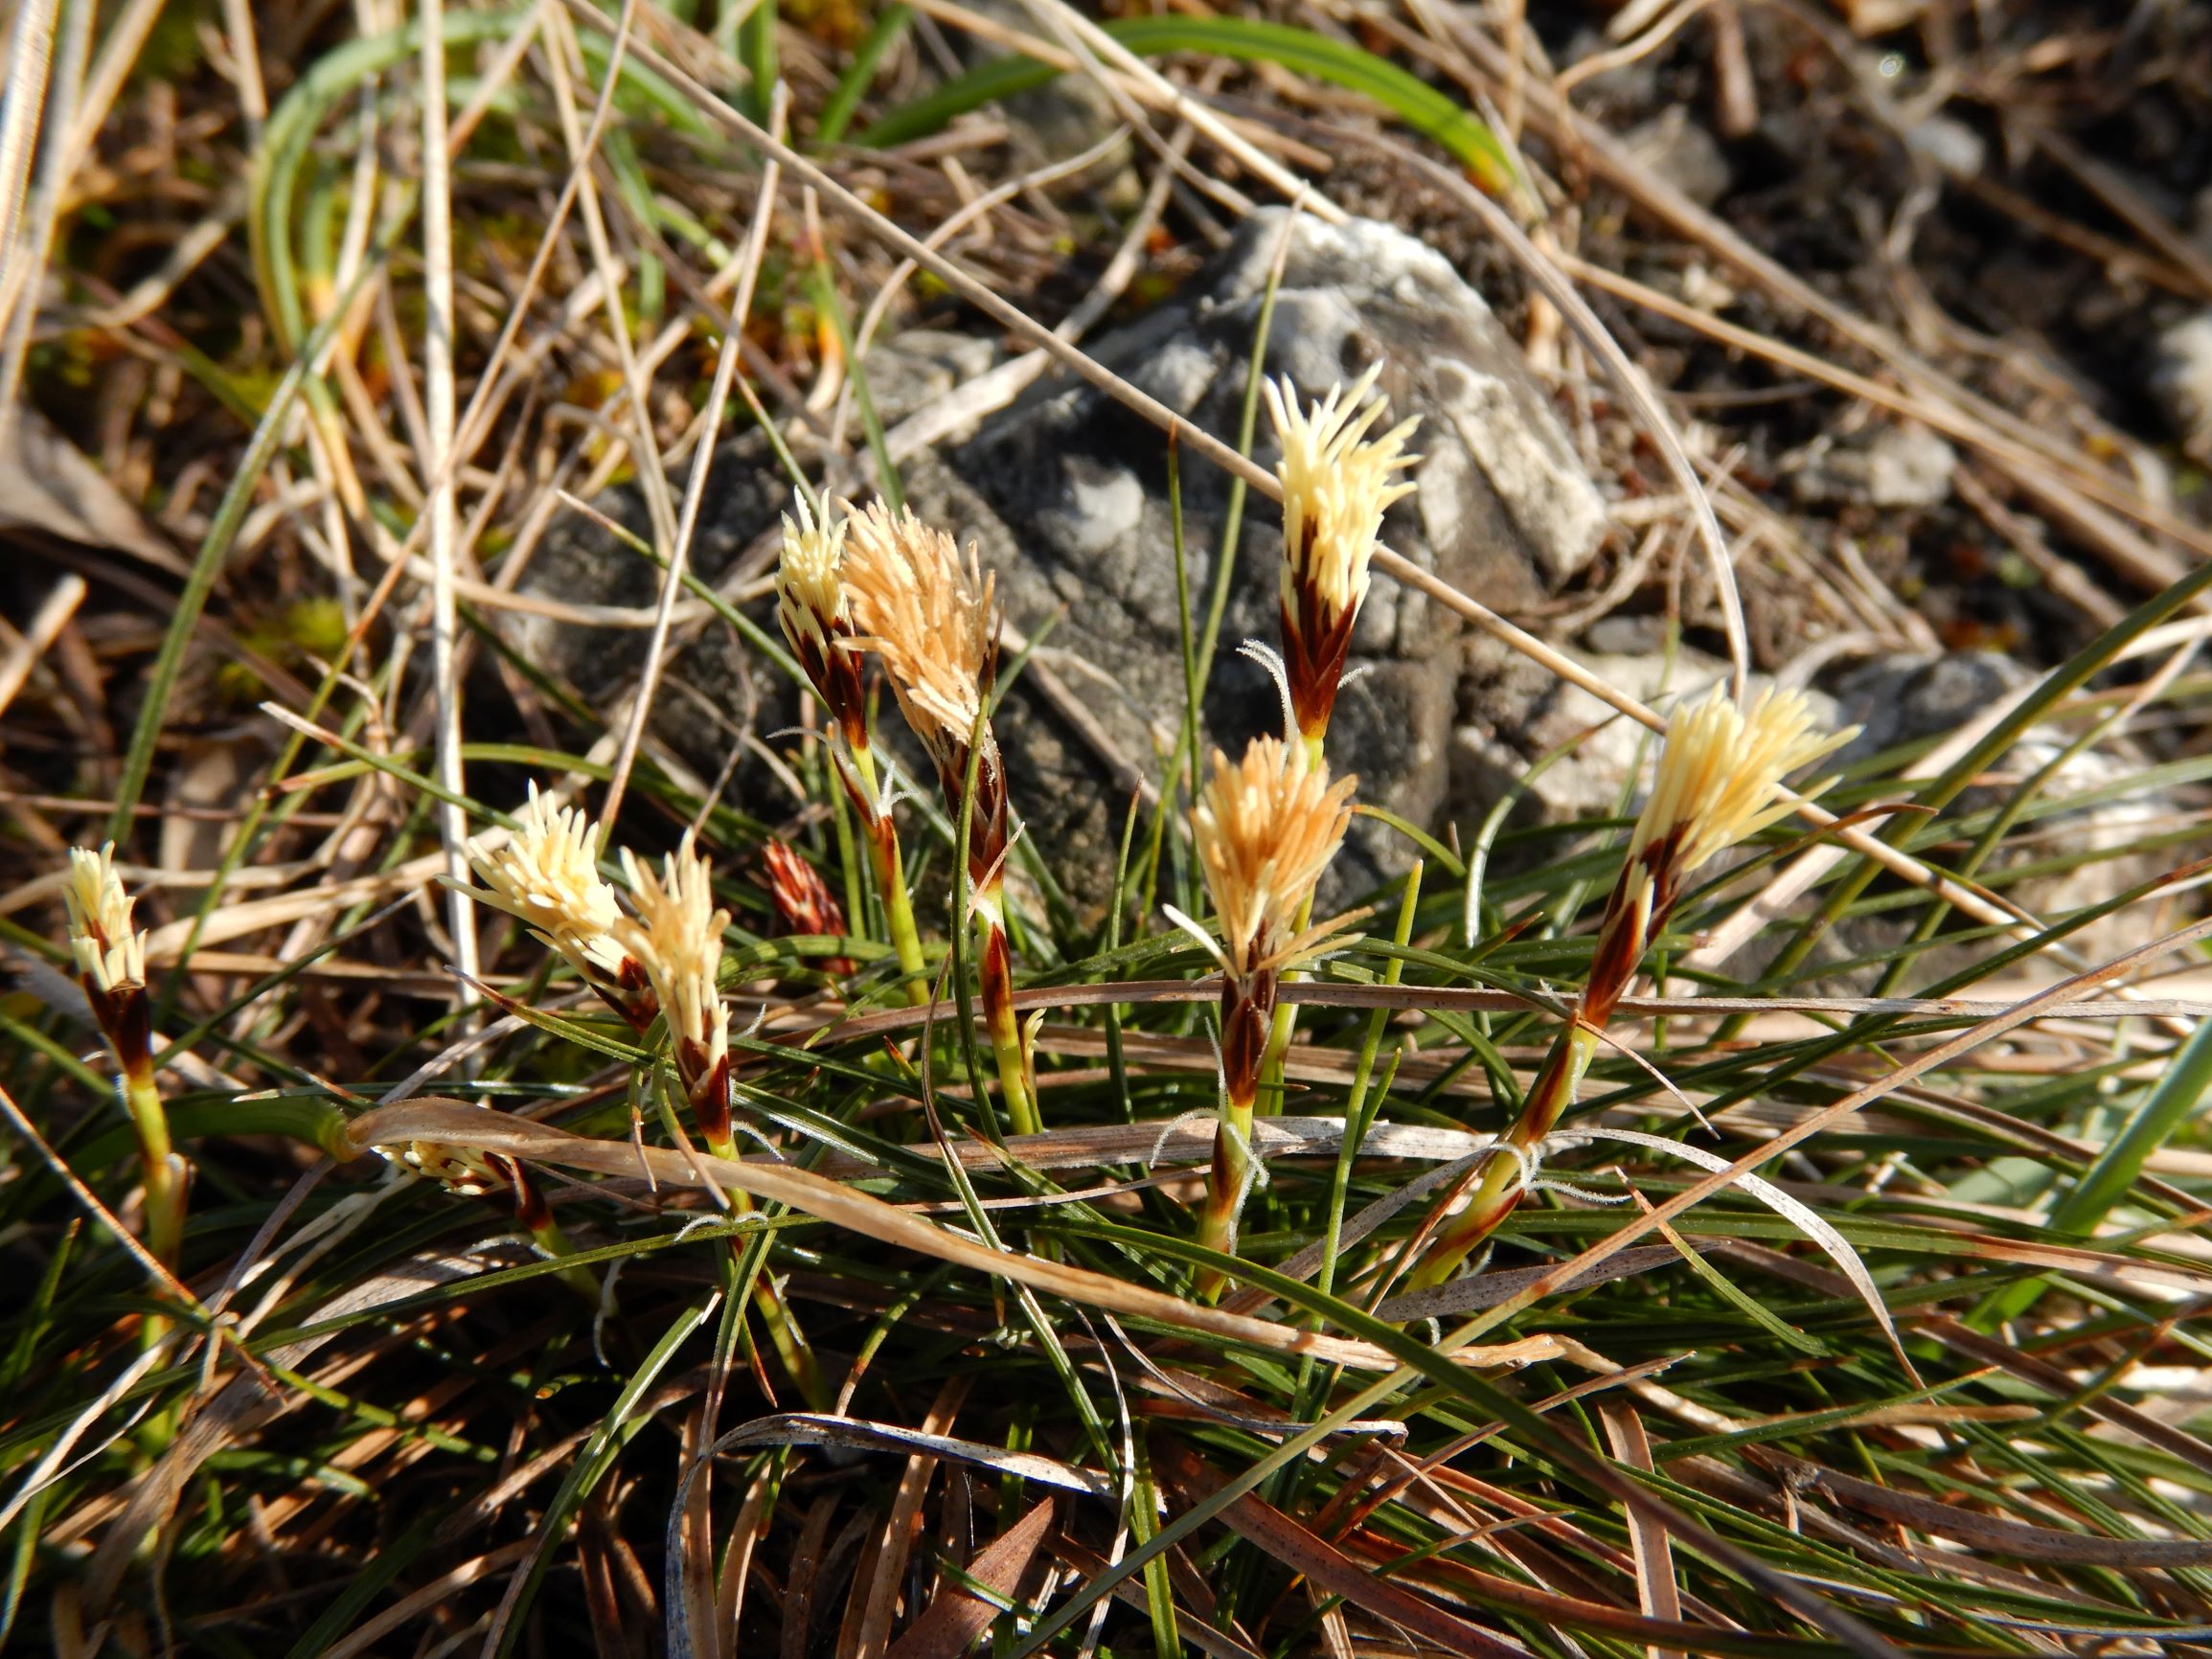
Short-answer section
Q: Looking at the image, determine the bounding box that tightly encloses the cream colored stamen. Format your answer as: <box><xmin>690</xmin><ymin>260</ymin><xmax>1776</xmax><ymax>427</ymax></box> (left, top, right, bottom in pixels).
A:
<box><xmin>63</xmin><ymin>842</ymin><xmax>147</xmax><ymax>995</ymax></box>
<box><xmin>1266</xmin><ymin>363</ymin><xmax>1421</xmax><ymax>627</ymax></box>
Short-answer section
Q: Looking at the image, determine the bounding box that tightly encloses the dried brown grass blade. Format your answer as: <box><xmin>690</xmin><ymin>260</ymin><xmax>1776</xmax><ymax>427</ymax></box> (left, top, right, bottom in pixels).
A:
<box><xmin>882</xmin><ymin>1496</ymin><xmax>1056</xmax><ymax>1659</ymax></box>
<box><xmin>1751</xmin><ymin>1450</ymin><xmax>2212</xmax><ymax>1568</ymax></box>
<box><xmin>1599</xmin><ymin>1403</ymin><xmax>1682</xmax><ymax>1659</ymax></box>
<box><xmin>1154</xmin><ymin>1437</ymin><xmax>1532</xmax><ymax>1658</ymax></box>
<box><xmin>854</xmin><ymin>1375</ymin><xmax>973</xmax><ymax>1659</ymax></box>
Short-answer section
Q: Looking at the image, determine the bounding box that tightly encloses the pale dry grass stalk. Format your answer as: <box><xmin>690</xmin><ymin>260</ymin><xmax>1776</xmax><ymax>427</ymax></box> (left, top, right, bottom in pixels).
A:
<box><xmin>842</xmin><ymin>498</ymin><xmax>1038</xmax><ymax>1133</ymax></box>
<box><xmin>418</xmin><ymin>0</ymin><xmax>478</xmax><ymax>1009</ymax></box>
<box><xmin>0</xmin><ymin>0</ymin><xmax>60</xmax><ymax>459</ymax></box>
<box><xmin>1409</xmin><ymin>687</ymin><xmax>1851</xmax><ymax>1287</ymax></box>
<box><xmin>1182</xmin><ymin>738</ymin><xmax>1356</xmax><ymax>1295</ymax></box>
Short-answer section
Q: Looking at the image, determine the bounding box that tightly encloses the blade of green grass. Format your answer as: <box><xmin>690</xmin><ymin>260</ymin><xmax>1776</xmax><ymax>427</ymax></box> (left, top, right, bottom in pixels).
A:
<box><xmin>854</xmin><ymin>16</ymin><xmax>1516</xmax><ymax>198</ymax></box>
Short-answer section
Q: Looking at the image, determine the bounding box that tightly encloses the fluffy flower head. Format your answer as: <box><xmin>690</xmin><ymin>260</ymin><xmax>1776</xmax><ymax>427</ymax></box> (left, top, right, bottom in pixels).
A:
<box><xmin>1630</xmin><ymin>685</ymin><xmax>1854</xmax><ymax>878</ymax></box>
<box><xmin>841</xmin><ymin>499</ymin><xmax>995</xmax><ymax>761</ymax></box>
<box><xmin>467</xmin><ymin>784</ymin><xmax>626</xmax><ymax>978</ymax></box>
<box><xmin>1266</xmin><ymin>363</ymin><xmax>1420</xmax><ymax>628</ymax></box>
<box><xmin>776</xmin><ymin>495</ymin><xmax>850</xmax><ymax>658</ymax></box>
<box><xmin>64</xmin><ymin>842</ymin><xmax>146</xmax><ymax>995</ymax></box>
<box><xmin>1193</xmin><ymin>738</ymin><xmax>1357</xmax><ymax>980</ymax></box>
<box><xmin>619</xmin><ymin>835</ymin><xmax>729</xmax><ymax>1082</ymax></box>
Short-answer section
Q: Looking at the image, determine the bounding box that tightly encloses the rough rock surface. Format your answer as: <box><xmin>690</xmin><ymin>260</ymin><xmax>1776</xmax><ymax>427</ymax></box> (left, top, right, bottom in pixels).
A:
<box><xmin>1785</xmin><ymin>422</ymin><xmax>1959</xmax><ymax>511</ymax></box>
<box><xmin>2153</xmin><ymin>310</ymin><xmax>2212</xmax><ymax>461</ymax></box>
<box><xmin>521</xmin><ymin>209</ymin><xmax>1608</xmax><ymax>923</ymax></box>
<box><xmin>1820</xmin><ymin>651</ymin><xmax>2176</xmax><ymax>976</ymax></box>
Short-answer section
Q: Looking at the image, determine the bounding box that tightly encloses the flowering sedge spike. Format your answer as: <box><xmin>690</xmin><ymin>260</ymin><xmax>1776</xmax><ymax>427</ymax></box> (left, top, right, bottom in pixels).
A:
<box><xmin>842</xmin><ymin>500</ymin><xmax>997</xmax><ymax>789</ymax></box>
<box><xmin>620</xmin><ymin>837</ymin><xmax>828</xmax><ymax>1408</ymax></box>
<box><xmin>621</xmin><ymin>830</ymin><xmax>809</xmax><ymax>1404</ymax></box>
<box><xmin>1266</xmin><ymin>364</ymin><xmax>1420</xmax><ymax>751</ymax></box>
<box><xmin>777</xmin><ymin>500</ymin><xmax>929</xmax><ymax>1003</ymax></box>
<box><xmin>764</xmin><ymin>838</ymin><xmax>854</xmax><ymax>978</ymax></box>
<box><xmin>401</xmin><ymin>1141</ymin><xmax>599</xmax><ymax>1303</ymax></box>
<box><xmin>1589</xmin><ymin>686</ymin><xmax>1855</xmax><ymax>1025</ymax></box>
<box><xmin>464</xmin><ymin>784</ymin><xmax>654</xmax><ymax>1031</ymax></box>
<box><xmin>619</xmin><ymin>835</ymin><xmax>734</xmax><ymax>1156</ymax></box>
<box><xmin>1186</xmin><ymin>739</ymin><xmax>1357</xmax><ymax>1295</ymax></box>
<box><xmin>1409</xmin><ymin>685</ymin><xmax>1854</xmax><ymax>1289</ymax></box>
<box><xmin>843</xmin><ymin>498</ymin><xmax>1038</xmax><ymax>1135</ymax></box>
<box><xmin>776</xmin><ymin>498</ymin><xmax>869</xmax><ymax>752</ymax></box>
<box><xmin>64</xmin><ymin>844</ymin><xmax>186</xmax><ymax>1277</ymax></box>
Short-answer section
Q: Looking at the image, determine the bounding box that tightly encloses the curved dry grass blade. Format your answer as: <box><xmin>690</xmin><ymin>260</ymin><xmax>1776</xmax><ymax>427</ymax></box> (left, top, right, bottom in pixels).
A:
<box><xmin>347</xmin><ymin>1099</ymin><xmax>1557</xmax><ymax>1375</ymax></box>
<box><xmin>1559</xmin><ymin>1125</ymin><xmax>1917</xmax><ymax>1384</ymax></box>
<box><xmin>1758</xmin><ymin>1453</ymin><xmax>2212</xmax><ymax>1568</ymax></box>
<box><xmin>1155</xmin><ymin>1437</ymin><xmax>1531</xmax><ymax>1659</ymax></box>
<box><xmin>1337</xmin><ymin>131</ymin><xmax>1748</xmax><ymax>696</ymax></box>
<box><xmin>696</xmin><ymin>1411</ymin><xmax>1108</xmax><ymax>1497</ymax></box>
<box><xmin>884</xmin><ymin>1497</ymin><xmax>1056</xmax><ymax>1659</ymax></box>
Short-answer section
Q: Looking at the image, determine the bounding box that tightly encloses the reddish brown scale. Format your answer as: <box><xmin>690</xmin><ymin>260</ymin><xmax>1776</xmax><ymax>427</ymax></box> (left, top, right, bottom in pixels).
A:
<box><xmin>980</xmin><ymin>921</ymin><xmax>1017</xmax><ymax>1030</ymax></box>
<box><xmin>1219</xmin><ymin>964</ymin><xmax>1280</xmax><ymax>1109</ymax></box>
<box><xmin>676</xmin><ymin>1038</ymin><xmax>733</xmax><ymax>1147</ymax></box>
<box><xmin>488</xmin><ymin>1152</ymin><xmax>551</xmax><ymax>1232</ymax></box>
<box><xmin>102</xmin><ymin>984</ymin><xmax>152</xmax><ymax>1073</ymax></box>
<box><xmin>763</xmin><ymin>839</ymin><xmax>853</xmax><ymax>976</ymax></box>
<box><xmin>1585</xmin><ymin>837</ymin><xmax>1689</xmax><ymax>1030</ymax></box>
<box><xmin>938</xmin><ymin>737</ymin><xmax>1013</xmax><ymax>894</ymax></box>
<box><xmin>591</xmin><ymin>957</ymin><xmax>659</xmax><ymax>1034</ymax></box>
<box><xmin>815</xmin><ymin>630</ymin><xmax>870</xmax><ymax>751</ymax></box>
<box><xmin>1279</xmin><ymin>590</ymin><xmax>1357</xmax><ymax>741</ymax></box>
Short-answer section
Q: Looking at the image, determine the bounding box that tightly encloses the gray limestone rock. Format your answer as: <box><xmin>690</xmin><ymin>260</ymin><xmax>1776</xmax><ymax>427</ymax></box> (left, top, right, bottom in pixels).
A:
<box><xmin>1785</xmin><ymin>422</ymin><xmax>1958</xmax><ymax>510</ymax></box>
<box><xmin>1820</xmin><ymin>651</ymin><xmax>2177</xmax><ymax>976</ymax></box>
<box><xmin>2153</xmin><ymin>310</ymin><xmax>2212</xmax><ymax>461</ymax></box>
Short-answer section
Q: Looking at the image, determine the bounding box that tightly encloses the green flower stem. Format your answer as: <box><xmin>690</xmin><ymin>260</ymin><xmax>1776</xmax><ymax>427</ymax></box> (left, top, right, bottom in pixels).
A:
<box><xmin>847</xmin><ymin>741</ymin><xmax>929</xmax><ymax>1005</ymax></box>
<box><xmin>119</xmin><ymin>1056</ymin><xmax>185</xmax><ymax>1274</ymax></box>
<box><xmin>1253</xmin><ymin>728</ymin><xmax>1332</xmax><ymax>1114</ymax></box>
<box><xmin>1406</xmin><ymin>1019</ymin><xmax>1604</xmax><ymax>1291</ymax></box>
<box><xmin>530</xmin><ymin>1219</ymin><xmax>605</xmax><ymax>1306</ymax></box>
<box><xmin>975</xmin><ymin>889</ymin><xmax>1040</xmax><ymax>1139</ymax></box>
<box><xmin>1195</xmin><ymin>1079</ymin><xmax>1257</xmax><ymax>1303</ymax></box>
<box><xmin>1197</xmin><ymin>964</ymin><xmax>1278</xmax><ymax>1301</ymax></box>
<box><xmin>703</xmin><ymin>1125</ymin><xmax>829</xmax><ymax>1410</ymax></box>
